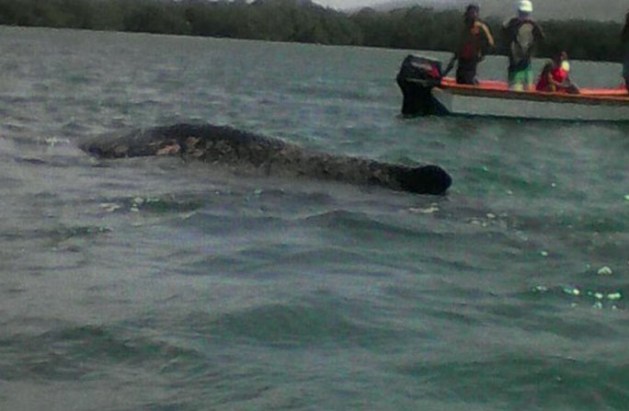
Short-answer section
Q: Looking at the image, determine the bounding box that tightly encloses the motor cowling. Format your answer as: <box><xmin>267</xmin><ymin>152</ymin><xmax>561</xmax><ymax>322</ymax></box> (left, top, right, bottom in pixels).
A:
<box><xmin>396</xmin><ymin>55</ymin><xmax>443</xmax><ymax>116</ymax></box>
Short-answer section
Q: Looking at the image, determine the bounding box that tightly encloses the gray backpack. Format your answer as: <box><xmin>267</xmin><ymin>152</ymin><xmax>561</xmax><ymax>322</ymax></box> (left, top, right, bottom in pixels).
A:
<box><xmin>511</xmin><ymin>22</ymin><xmax>535</xmax><ymax>65</ymax></box>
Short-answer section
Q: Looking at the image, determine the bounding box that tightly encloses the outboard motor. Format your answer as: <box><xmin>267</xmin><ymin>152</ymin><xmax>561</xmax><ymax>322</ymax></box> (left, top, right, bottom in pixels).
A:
<box><xmin>396</xmin><ymin>55</ymin><xmax>443</xmax><ymax>116</ymax></box>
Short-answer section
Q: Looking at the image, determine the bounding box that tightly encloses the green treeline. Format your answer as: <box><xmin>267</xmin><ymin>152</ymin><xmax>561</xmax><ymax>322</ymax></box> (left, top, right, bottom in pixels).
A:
<box><xmin>0</xmin><ymin>0</ymin><xmax>624</xmax><ymax>62</ymax></box>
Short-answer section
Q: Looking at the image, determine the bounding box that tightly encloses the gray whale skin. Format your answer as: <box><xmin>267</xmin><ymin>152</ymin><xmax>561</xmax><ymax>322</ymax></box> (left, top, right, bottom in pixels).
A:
<box><xmin>80</xmin><ymin>123</ymin><xmax>452</xmax><ymax>195</ymax></box>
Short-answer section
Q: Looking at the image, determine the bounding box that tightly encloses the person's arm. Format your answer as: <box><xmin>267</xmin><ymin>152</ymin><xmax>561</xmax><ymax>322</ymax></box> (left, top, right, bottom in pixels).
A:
<box><xmin>533</xmin><ymin>21</ymin><xmax>545</xmax><ymax>42</ymax></box>
<box><xmin>444</xmin><ymin>27</ymin><xmax>466</xmax><ymax>75</ymax></box>
<box><xmin>444</xmin><ymin>53</ymin><xmax>458</xmax><ymax>76</ymax></box>
<box><xmin>502</xmin><ymin>18</ymin><xmax>514</xmax><ymax>39</ymax></box>
<box><xmin>549</xmin><ymin>73</ymin><xmax>561</xmax><ymax>91</ymax></box>
<box><xmin>557</xmin><ymin>72</ymin><xmax>578</xmax><ymax>92</ymax></box>
<box><xmin>480</xmin><ymin>22</ymin><xmax>495</xmax><ymax>50</ymax></box>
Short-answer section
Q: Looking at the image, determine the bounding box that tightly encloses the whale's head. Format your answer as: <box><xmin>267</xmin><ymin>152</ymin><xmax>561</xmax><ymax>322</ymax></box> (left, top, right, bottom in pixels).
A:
<box><xmin>396</xmin><ymin>165</ymin><xmax>452</xmax><ymax>195</ymax></box>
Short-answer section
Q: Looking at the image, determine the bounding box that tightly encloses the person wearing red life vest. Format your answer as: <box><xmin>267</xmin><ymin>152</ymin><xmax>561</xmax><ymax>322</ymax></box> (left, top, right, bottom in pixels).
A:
<box><xmin>445</xmin><ymin>4</ymin><xmax>495</xmax><ymax>85</ymax></box>
<box><xmin>535</xmin><ymin>51</ymin><xmax>579</xmax><ymax>93</ymax></box>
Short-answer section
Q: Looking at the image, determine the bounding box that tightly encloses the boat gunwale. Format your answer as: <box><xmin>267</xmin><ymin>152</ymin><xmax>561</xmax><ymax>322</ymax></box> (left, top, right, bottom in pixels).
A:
<box><xmin>430</xmin><ymin>79</ymin><xmax>629</xmax><ymax>106</ymax></box>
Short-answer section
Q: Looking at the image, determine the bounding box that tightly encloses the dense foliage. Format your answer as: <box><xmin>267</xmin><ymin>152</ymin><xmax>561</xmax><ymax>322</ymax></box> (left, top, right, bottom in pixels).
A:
<box><xmin>0</xmin><ymin>0</ymin><xmax>624</xmax><ymax>61</ymax></box>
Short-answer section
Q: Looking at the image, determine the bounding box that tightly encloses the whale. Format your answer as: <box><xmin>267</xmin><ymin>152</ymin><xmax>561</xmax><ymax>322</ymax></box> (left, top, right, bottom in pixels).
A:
<box><xmin>80</xmin><ymin>123</ymin><xmax>452</xmax><ymax>195</ymax></box>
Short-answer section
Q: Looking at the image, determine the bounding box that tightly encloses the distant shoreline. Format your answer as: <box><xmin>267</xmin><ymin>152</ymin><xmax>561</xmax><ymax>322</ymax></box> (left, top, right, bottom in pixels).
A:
<box><xmin>0</xmin><ymin>0</ymin><xmax>623</xmax><ymax>62</ymax></box>
<box><xmin>360</xmin><ymin>0</ymin><xmax>627</xmax><ymax>23</ymax></box>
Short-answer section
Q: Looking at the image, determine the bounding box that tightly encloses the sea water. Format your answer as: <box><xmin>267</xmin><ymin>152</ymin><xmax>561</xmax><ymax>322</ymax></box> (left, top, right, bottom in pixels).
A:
<box><xmin>1</xmin><ymin>26</ymin><xmax>628</xmax><ymax>410</ymax></box>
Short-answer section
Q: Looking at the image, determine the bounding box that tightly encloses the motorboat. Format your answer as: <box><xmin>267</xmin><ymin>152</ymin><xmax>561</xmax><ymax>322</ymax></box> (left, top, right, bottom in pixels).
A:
<box><xmin>396</xmin><ymin>55</ymin><xmax>629</xmax><ymax>122</ymax></box>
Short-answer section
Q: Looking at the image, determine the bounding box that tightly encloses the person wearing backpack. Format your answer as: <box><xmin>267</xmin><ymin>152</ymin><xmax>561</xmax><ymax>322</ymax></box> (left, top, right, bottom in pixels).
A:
<box><xmin>502</xmin><ymin>0</ymin><xmax>544</xmax><ymax>91</ymax></box>
<box><xmin>444</xmin><ymin>4</ymin><xmax>495</xmax><ymax>85</ymax></box>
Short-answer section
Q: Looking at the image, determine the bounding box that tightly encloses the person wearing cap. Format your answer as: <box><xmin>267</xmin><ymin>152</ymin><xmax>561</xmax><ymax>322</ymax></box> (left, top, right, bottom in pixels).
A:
<box><xmin>444</xmin><ymin>4</ymin><xmax>495</xmax><ymax>85</ymax></box>
<box><xmin>621</xmin><ymin>11</ymin><xmax>629</xmax><ymax>92</ymax></box>
<box><xmin>535</xmin><ymin>51</ymin><xmax>579</xmax><ymax>93</ymax></box>
<box><xmin>502</xmin><ymin>0</ymin><xmax>544</xmax><ymax>91</ymax></box>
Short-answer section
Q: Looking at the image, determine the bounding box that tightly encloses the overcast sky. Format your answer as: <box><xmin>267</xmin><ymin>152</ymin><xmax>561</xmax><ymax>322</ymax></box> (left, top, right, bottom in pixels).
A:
<box><xmin>317</xmin><ymin>0</ymin><xmax>392</xmax><ymax>8</ymax></box>
<box><xmin>314</xmin><ymin>0</ymin><xmax>388</xmax><ymax>10</ymax></box>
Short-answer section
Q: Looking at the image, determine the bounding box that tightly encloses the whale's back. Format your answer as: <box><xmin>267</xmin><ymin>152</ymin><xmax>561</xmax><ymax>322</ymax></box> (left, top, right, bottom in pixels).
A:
<box><xmin>80</xmin><ymin>123</ymin><xmax>451</xmax><ymax>195</ymax></box>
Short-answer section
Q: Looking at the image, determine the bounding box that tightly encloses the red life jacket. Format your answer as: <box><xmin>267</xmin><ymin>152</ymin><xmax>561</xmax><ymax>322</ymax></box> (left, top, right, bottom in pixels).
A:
<box><xmin>458</xmin><ymin>22</ymin><xmax>484</xmax><ymax>61</ymax></box>
<box><xmin>536</xmin><ymin>66</ymin><xmax>568</xmax><ymax>91</ymax></box>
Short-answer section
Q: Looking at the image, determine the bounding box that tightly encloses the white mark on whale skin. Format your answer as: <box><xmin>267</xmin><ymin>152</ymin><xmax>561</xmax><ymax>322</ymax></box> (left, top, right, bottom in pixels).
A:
<box><xmin>156</xmin><ymin>143</ymin><xmax>181</xmax><ymax>156</ymax></box>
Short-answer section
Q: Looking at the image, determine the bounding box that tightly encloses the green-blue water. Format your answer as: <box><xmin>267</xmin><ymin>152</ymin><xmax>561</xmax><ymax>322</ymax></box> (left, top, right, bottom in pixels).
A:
<box><xmin>1</xmin><ymin>26</ymin><xmax>628</xmax><ymax>410</ymax></box>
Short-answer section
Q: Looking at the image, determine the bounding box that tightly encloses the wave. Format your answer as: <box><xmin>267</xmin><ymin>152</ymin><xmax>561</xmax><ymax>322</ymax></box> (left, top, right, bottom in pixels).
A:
<box><xmin>398</xmin><ymin>354</ymin><xmax>629</xmax><ymax>410</ymax></box>
<box><xmin>0</xmin><ymin>324</ymin><xmax>205</xmax><ymax>382</ymax></box>
<box><xmin>196</xmin><ymin>298</ymin><xmax>408</xmax><ymax>348</ymax></box>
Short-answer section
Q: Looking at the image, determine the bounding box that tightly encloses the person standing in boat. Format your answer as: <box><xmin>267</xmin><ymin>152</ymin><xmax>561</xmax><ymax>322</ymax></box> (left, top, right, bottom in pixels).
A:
<box><xmin>622</xmin><ymin>11</ymin><xmax>629</xmax><ymax>92</ymax></box>
<box><xmin>445</xmin><ymin>4</ymin><xmax>495</xmax><ymax>85</ymax></box>
<box><xmin>502</xmin><ymin>0</ymin><xmax>544</xmax><ymax>91</ymax></box>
